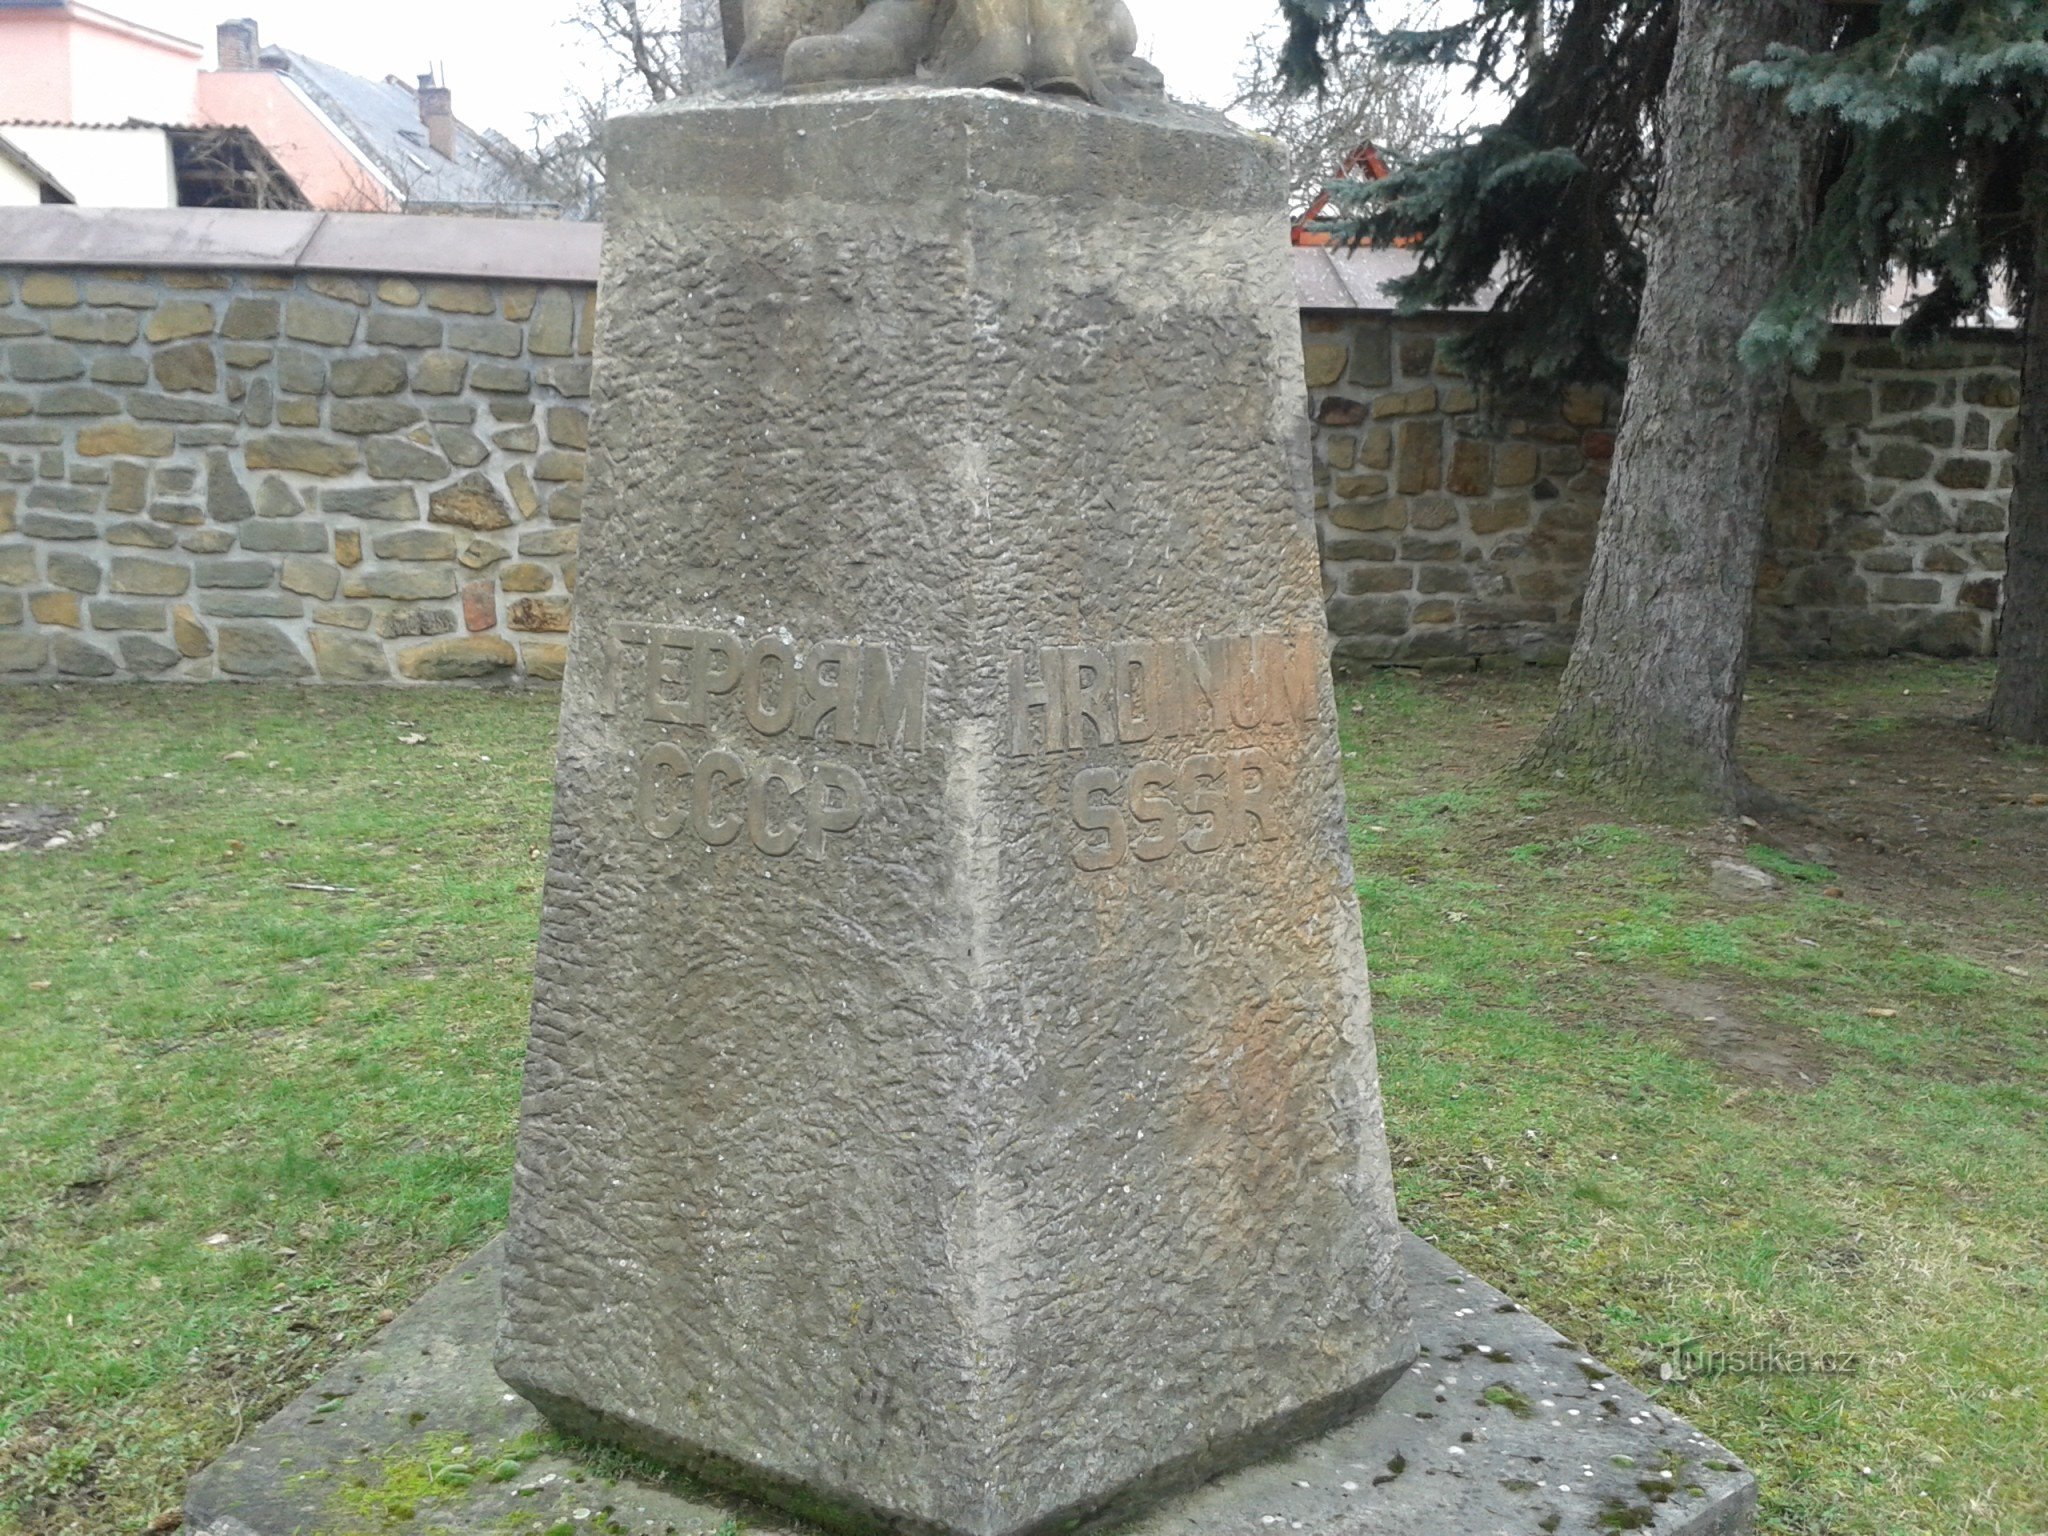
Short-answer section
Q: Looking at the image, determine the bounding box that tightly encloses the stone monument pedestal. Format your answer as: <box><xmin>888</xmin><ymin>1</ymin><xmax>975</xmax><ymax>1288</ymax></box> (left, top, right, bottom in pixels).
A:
<box><xmin>495</xmin><ymin>89</ymin><xmax>1414</xmax><ymax>1536</ymax></box>
<box><xmin>184</xmin><ymin>1234</ymin><xmax>1760</xmax><ymax>1536</ymax></box>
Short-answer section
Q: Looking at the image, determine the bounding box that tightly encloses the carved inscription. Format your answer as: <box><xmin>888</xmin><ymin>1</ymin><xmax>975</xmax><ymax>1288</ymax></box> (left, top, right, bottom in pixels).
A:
<box><xmin>1005</xmin><ymin>632</ymin><xmax>1321</xmax><ymax>757</ymax></box>
<box><xmin>611</xmin><ymin>623</ymin><xmax>929</xmax><ymax>857</ymax></box>
<box><xmin>1004</xmin><ymin>631</ymin><xmax>1325</xmax><ymax>872</ymax></box>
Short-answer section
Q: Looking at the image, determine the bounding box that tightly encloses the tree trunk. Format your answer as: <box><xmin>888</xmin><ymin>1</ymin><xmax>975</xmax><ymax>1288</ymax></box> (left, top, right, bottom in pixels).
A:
<box><xmin>1986</xmin><ymin>201</ymin><xmax>2048</xmax><ymax>743</ymax></box>
<box><xmin>1524</xmin><ymin>0</ymin><xmax>1824</xmax><ymax>814</ymax></box>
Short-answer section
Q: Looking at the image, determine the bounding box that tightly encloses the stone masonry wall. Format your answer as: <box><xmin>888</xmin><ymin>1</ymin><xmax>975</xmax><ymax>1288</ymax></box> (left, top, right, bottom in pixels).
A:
<box><xmin>0</xmin><ymin>266</ymin><xmax>593</xmax><ymax>684</ymax></box>
<box><xmin>1302</xmin><ymin>313</ymin><xmax>2020</xmax><ymax>668</ymax></box>
<box><xmin>1757</xmin><ymin>335</ymin><xmax>2018</xmax><ymax>659</ymax></box>
<box><xmin>0</xmin><ymin>262</ymin><xmax>2020</xmax><ymax>684</ymax></box>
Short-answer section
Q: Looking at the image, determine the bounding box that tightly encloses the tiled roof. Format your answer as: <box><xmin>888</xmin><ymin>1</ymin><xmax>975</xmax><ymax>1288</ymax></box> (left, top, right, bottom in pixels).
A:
<box><xmin>261</xmin><ymin>48</ymin><xmax>559</xmax><ymax>215</ymax></box>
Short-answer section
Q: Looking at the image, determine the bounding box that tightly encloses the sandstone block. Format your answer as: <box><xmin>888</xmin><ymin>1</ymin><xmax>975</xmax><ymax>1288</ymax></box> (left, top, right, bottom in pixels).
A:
<box><xmin>533</xmin><ymin>450</ymin><xmax>585</xmax><ymax>483</ymax></box>
<box><xmin>396</xmin><ymin>634</ymin><xmax>515</xmax><ymax>678</ymax></box>
<box><xmin>505</xmin><ymin>595</ymin><xmax>569</xmax><ymax>632</ymax></box>
<box><xmin>283</xmin><ymin>298</ymin><xmax>358</xmax><ymax>347</ymax></box>
<box><xmin>201</xmin><ymin>592</ymin><xmax>302</xmax><ymax>619</ymax></box>
<box><xmin>311</xmin><ymin>629</ymin><xmax>389</xmax><ymax>681</ymax></box>
<box><xmin>365</xmin><ymin>436</ymin><xmax>451</xmax><ymax>481</ymax></box>
<box><xmin>1494</xmin><ymin>441</ymin><xmax>1539</xmax><ymax>489</ymax></box>
<box><xmin>367</xmin><ymin>312</ymin><xmax>443</xmax><ymax>349</ymax></box>
<box><xmin>330</xmin><ymin>354</ymin><xmax>410</xmax><ymax>398</ymax></box>
<box><xmin>518</xmin><ymin>528</ymin><xmax>579</xmax><ymax>558</ymax></box>
<box><xmin>29</xmin><ymin>590</ymin><xmax>80</xmax><ymax>627</ymax></box>
<box><xmin>0</xmin><ymin>542</ymin><xmax>35</xmax><ymax>584</ymax></box>
<box><xmin>180</xmin><ymin>528</ymin><xmax>234</xmax><ymax>553</ymax></box>
<box><xmin>520</xmin><ymin>640</ymin><xmax>568</xmax><ymax>679</ymax></box>
<box><xmin>1445</xmin><ymin>439</ymin><xmax>1494</xmax><ymax>497</ymax></box>
<box><xmin>77</xmin><ymin>422</ymin><xmax>175</xmax><ymax>458</ymax></box>
<box><xmin>52</xmin><ymin>635</ymin><xmax>115</xmax><ymax>675</ymax></box>
<box><xmin>169</xmin><ymin>603</ymin><xmax>213</xmax><ymax>656</ymax></box>
<box><xmin>308</xmin><ymin>275</ymin><xmax>371</xmax><ymax>306</ymax></box>
<box><xmin>1302</xmin><ymin>342</ymin><xmax>1347</xmax><ymax>388</ymax></box>
<box><xmin>312</xmin><ymin>602</ymin><xmax>374</xmax><ymax>629</ymax></box>
<box><xmin>221</xmin><ymin>297</ymin><xmax>282</xmax><ymax>340</ymax></box>
<box><xmin>119</xmin><ymin>635</ymin><xmax>182</xmax><ymax>673</ymax></box>
<box><xmin>373</xmin><ymin>605</ymin><xmax>458</xmax><ymax>639</ymax></box>
<box><xmin>462</xmin><ymin>579</ymin><xmax>498</xmax><ymax>631</ymax></box>
<box><xmin>460</xmin><ymin>537</ymin><xmax>510</xmax><ymax>569</ymax></box>
<box><xmin>332</xmin><ymin>400</ymin><xmax>424</xmax><ymax>436</ymax></box>
<box><xmin>470</xmin><ymin>362</ymin><xmax>532</xmax><ymax>394</ymax></box>
<box><xmin>239</xmin><ymin>520</ymin><xmax>328</xmax><ymax>554</ymax></box>
<box><xmin>51</xmin><ymin>311</ymin><xmax>140</xmax><ymax>344</ymax></box>
<box><xmin>244</xmin><ymin>436</ymin><xmax>360</xmax><ymax>477</ymax></box>
<box><xmin>217</xmin><ymin>622</ymin><xmax>312</xmax><ymax>677</ymax></box>
<box><xmin>90</xmin><ymin>355</ymin><xmax>150</xmax><ymax>384</ymax></box>
<box><xmin>378</xmin><ymin>278</ymin><xmax>423</xmax><ymax>306</ymax></box>
<box><xmin>413</xmin><ymin>352</ymin><xmax>470</xmax><ymax>395</ymax></box>
<box><xmin>323</xmin><ymin>486</ymin><xmax>418</xmax><ymax>522</ymax></box>
<box><xmin>435</xmin><ymin>425</ymin><xmax>491</xmax><ymax>467</ymax></box>
<box><xmin>46</xmin><ymin>551</ymin><xmax>102</xmax><ymax>593</ymax></box>
<box><xmin>343</xmin><ymin>567</ymin><xmax>459</xmax><ymax>600</ymax></box>
<box><xmin>528</xmin><ymin>290</ymin><xmax>578</xmax><ymax>356</ymax></box>
<box><xmin>146</xmin><ymin>300</ymin><xmax>217</xmax><ymax>342</ymax></box>
<box><xmin>129</xmin><ymin>391</ymin><xmax>234</xmax><ymax>423</ymax></box>
<box><xmin>33</xmin><ymin>384</ymin><xmax>116</xmax><ymax>414</ymax></box>
<box><xmin>334</xmin><ymin>530</ymin><xmax>363</xmax><ymax>567</ymax></box>
<box><xmin>110</xmin><ymin>557</ymin><xmax>190</xmax><ymax>596</ymax></box>
<box><xmin>21</xmin><ymin>274</ymin><xmax>80</xmax><ymax>308</ymax></box>
<box><xmin>196</xmin><ymin>558</ymin><xmax>276</xmax><ymax>589</ymax></box>
<box><xmin>280</xmin><ymin>556</ymin><xmax>341</xmax><ymax>601</ymax></box>
<box><xmin>425</xmin><ymin>283</ymin><xmax>496</xmax><ymax>314</ymax></box>
<box><xmin>1561</xmin><ymin>385</ymin><xmax>1606</xmax><ymax>427</ymax></box>
<box><xmin>540</xmin><ymin>359</ymin><xmax>593</xmax><ymax>397</ymax></box>
<box><xmin>277</xmin><ymin>349</ymin><xmax>327</xmax><ymax>394</ymax></box>
<box><xmin>448</xmin><ymin>317</ymin><xmax>525</xmax><ymax>357</ymax></box>
<box><xmin>374</xmin><ymin>528</ymin><xmax>460</xmax><ymax>561</ymax></box>
<box><xmin>88</xmin><ymin>598</ymin><xmax>166</xmax><ymax>631</ymax></box>
<box><xmin>0</xmin><ymin>634</ymin><xmax>49</xmax><ymax>671</ymax></box>
<box><xmin>429</xmin><ymin>473</ymin><xmax>514</xmax><ymax>531</ymax></box>
<box><xmin>1396</xmin><ymin>418</ymin><xmax>1443</xmax><ymax>494</ymax></box>
<box><xmin>499</xmin><ymin>561</ymin><xmax>553</xmax><ymax>592</ymax></box>
<box><xmin>83</xmin><ymin>281</ymin><xmax>155</xmax><ymax>309</ymax></box>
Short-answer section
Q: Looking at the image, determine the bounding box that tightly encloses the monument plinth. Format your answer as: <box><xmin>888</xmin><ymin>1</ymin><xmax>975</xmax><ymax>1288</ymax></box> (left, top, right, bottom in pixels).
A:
<box><xmin>494</xmin><ymin>90</ymin><xmax>1416</xmax><ymax>1536</ymax></box>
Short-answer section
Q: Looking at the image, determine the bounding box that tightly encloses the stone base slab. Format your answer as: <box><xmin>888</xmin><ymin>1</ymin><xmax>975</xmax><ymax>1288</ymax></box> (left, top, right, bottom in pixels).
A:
<box><xmin>186</xmin><ymin>1234</ymin><xmax>1755</xmax><ymax>1536</ymax></box>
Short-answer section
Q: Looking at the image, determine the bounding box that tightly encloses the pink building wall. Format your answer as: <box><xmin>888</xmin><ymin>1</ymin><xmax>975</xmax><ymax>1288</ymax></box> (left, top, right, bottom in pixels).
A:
<box><xmin>61</xmin><ymin>7</ymin><xmax>201</xmax><ymax>124</ymax></box>
<box><xmin>0</xmin><ymin>10</ymin><xmax>80</xmax><ymax>121</ymax></box>
<box><xmin>196</xmin><ymin>73</ymin><xmax>400</xmax><ymax>212</ymax></box>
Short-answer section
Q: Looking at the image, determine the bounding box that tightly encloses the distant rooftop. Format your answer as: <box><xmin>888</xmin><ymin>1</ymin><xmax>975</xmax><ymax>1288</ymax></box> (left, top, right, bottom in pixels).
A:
<box><xmin>254</xmin><ymin>46</ymin><xmax>557</xmax><ymax>216</ymax></box>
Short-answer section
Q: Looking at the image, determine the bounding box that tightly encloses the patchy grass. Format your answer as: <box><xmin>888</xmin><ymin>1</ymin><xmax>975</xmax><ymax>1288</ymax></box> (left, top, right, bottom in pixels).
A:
<box><xmin>0</xmin><ymin>686</ymin><xmax>557</xmax><ymax>1536</ymax></box>
<box><xmin>1</xmin><ymin>659</ymin><xmax>2044</xmax><ymax>1536</ymax></box>
<box><xmin>1340</xmin><ymin>657</ymin><xmax>2047</xmax><ymax>1536</ymax></box>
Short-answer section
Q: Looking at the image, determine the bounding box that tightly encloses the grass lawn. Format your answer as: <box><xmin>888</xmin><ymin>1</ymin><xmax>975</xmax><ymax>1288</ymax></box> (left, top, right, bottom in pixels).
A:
<box><xmin>1</xmin><ymin>660</ymin><xmax>2044</xmax><ymax>1536</ymax></box>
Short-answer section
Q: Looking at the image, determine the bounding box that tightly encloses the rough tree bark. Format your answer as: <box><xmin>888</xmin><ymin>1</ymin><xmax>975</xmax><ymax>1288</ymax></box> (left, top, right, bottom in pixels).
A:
<box><xmin>1524</xmin><ymin>0</ymin><xmax>1825</xmax><ymax>813</ymax></box>
<box><xmin>1987</xmin><ymin>198</ymin><xmax>2048</xmax><ymax>743</ymax></box>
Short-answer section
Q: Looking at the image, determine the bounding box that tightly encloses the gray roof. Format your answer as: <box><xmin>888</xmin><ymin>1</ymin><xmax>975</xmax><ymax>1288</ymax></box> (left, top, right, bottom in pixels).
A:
<box><xmin>263</xmin><ymin>47</ymin><xmax>559</xmax><ymax>216</ymax></box>
<box><xmin>0</xmin><ymin>130</ymin><xmax>75</xmax><ymax>202</ymax></box>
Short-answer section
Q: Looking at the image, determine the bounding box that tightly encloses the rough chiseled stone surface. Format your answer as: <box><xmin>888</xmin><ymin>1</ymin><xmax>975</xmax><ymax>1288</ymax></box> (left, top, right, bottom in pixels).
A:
<box><xmin>188</xmin><ymin>1236</ymin><xmax>1757</xmax><ymax>1536</ymax></box>
<box><xmin>497</xmin><ymin>92</ymin><xmax>1415</xmax><ymax>1536</ymax></box>
<box><xmin>0</xmin><ymin>265</ymin><xmax>591</xmax><ymax>683</ymax></box>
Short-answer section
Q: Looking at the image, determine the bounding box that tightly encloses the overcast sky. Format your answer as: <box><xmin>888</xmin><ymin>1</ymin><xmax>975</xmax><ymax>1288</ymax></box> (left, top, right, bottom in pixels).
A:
<box><xmin>126</xmin><ymin>0</ymin><xmax>1274</xmax><ymax>141</ymax></box>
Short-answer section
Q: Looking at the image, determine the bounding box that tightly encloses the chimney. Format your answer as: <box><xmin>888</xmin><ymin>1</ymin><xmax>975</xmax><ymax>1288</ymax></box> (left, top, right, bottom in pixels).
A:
<box><xmin>216</xmin><ymin>18</ymin><xmax>260</xmax><ymax>71</ymax></box>
<box><xmin>417</xmin><ymin>73</ymin><xmax>455</xmax><ymax>159</ymax></box>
